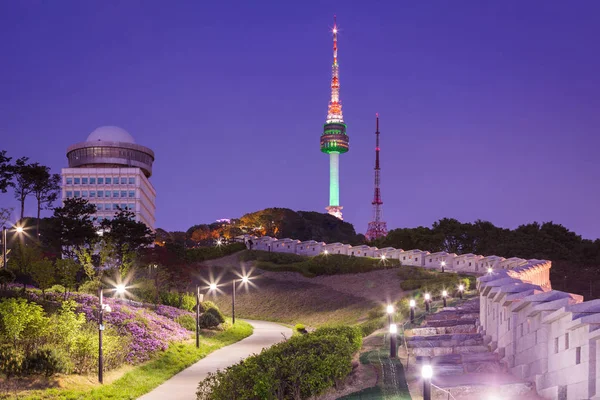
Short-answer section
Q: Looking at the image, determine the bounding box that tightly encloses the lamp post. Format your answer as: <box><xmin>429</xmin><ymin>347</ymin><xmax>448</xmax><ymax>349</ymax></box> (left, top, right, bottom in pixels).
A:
<box><xmin>458</xmin><ymin>283</ymin><xmax>464</xmax><ymax>299</ymax></box>
<box><xmin>441</xmin><ymin>261</ymin><xmax>446</xmax><ymax>273</ymax></box>
<box><xmin>386</xmin><ymin>304</ymin><xmax>394</xmax><ymax>327</ymax></box>
<box><xmin>422</xmin><ymin>363</ymin><xmax>433</xmax><ymax>400</ymax></box>
<box><xmin>389</xmin><ymin>323</ymin><xmax>397</xmax><ymax>358</ymax></box>
<box><xmin>98</xmin><ymin>284</ymin><xmax>125</xmax><ymax>384</ymax></box>
<box><xmin>424</xmin><ymin>293</ymin><xmax>431</xmax><ymax>312</ymax></box>
<box><xmin>195</xmin><ymin>283</ymin><xmax>217</xmax><ymax>348</ymax></box>
<box><xmin>1</xmin><ymin>226</ymin><xmax>6</xmax><ymax>268</ymax></box>
<box><xmin>409</xmin><ymin>299</ymin><xmax>416</xmax><ymax>324</ymax></box>
<box><xmin>442</xmin><ymin>290</ymin><xmax>448</xmax><ymax>308</ymax></box>
<box><xmin>232</xmin><ymin>275</ymin><xmax>249</xmax><ymax>324</ymax></box>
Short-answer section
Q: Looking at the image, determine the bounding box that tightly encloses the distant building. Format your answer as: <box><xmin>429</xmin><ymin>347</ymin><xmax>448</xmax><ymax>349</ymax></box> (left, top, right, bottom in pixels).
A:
<box><xmin>61</xmin><ymin>126</ymin><xmax>156</xmax><ymax>230</ymax></box>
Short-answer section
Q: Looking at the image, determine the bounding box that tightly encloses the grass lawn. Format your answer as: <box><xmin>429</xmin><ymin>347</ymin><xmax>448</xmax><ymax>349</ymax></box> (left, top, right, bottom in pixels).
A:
<box><xmin>6</xmin><ymin>319</ymin><xmax>252</xmax><ymax>400</ymax></box>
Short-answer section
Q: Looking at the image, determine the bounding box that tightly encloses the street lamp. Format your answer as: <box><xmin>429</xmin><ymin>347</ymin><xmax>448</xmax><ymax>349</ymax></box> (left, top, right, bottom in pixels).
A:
<box><xmin>441</xmin><ymin>261</ymin><xmax>446</xmax><ymax>273</ymax></box>
<box><xmin>422</xmin><ymin>363</ymin><xmax>433</xmax><ymax>400</ymax></box>
<box><xmin>442</xmin><ymin>290</ymin><xmax>448</xmax><ymax>307</ymax></box>
<box><xmin>98</xmin><ymin>286</ymin><xmax>113</xmax><ymax>384</ymax></box>
<box><xmin>424</xmin><ymin>293</ymin><xmax>431</xmax><ymax>312</ymax></box>
<box><xmin>487</xmin><ymin>267</ymin><xmax>493</xmax><ymax>274</ymax></box>
<box><xmin>232</xmin><ymin>275</ymin><xmax>251</xmax><ymax>324</ymax></box>
<box><xmin>15</xmin><ymin>226</ymin><xmax>23</xmax><ymax>234</ymax></box>
<box><xmin>458</xmin><ymin>283</ymin><xmax>464</xmax><ymax>299</ymax></box>
<box><xmin>409</xmin><ymin>299</ymin><xmax>416</xmax><ymax>323</ymax></box>
<box><xmin>194</xmin><ymin>283</ymin><xmax>218</xmax><ymax>348</ymax></box>
<box><xmin>323</xmin><ymin>249</ymin><xmax>329</xmax><ymax>255</ymax></box>
<box><xmin>2</xmin><ymin>225</ymin><xmax>25</xmax><ymax>269</ymax></box>
<box><xmin>389</xmin><ymin>323</ymin><xmax>397</xmax><ymax>358</ymax></box>
<box><xmin>386</xmin><ymin>304</ymin><xmax>394</xmax><ymax>326</ymax></box>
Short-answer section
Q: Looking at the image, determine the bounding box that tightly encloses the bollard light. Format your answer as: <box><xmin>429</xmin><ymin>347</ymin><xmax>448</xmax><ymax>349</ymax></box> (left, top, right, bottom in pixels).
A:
<box><xmin>389</xmin><ymin>323</ymin><xmax>398</xmax><ymax>358</ymax></box>
<box><xmin>424</xmin><ymin>293</ymin><xmax>431</xmax><ymax>312</ymax></box>
<box><xmin>442</xmin><ymin>290</ymin><xmax>448</xmax><ymax>307</ymax></box>
<box><xmin>422</xmin><ymin>364</ymin><xmax>433</xmax><ymax>400</ymax></box>
<box><xmin>487</xmin><ymin>267</ymin><xmax>493</xmax><ymax>274</ymax></box>
<box><xmin>441</xmin><ymin>261</ymin><xmax>446</xmax><ymax>272</ymax></box>
<box><xmin>409</xmin><ymin>299</ymin><xmax>416</xmax><ymax>323</ymax></box>
<box><xmin>323</xmin><ymin>249</ymin><xmax>329</xmax><ymax>255</ymax></box>
<box><xmin>386</xmin><ymin>304</ymin><xmax>394</xmax><ymax>326</ymax></box>
<box><xmin>458</xmin><ymin>283</ymin><xmax>464</xmax><ymax>299</ymax></box>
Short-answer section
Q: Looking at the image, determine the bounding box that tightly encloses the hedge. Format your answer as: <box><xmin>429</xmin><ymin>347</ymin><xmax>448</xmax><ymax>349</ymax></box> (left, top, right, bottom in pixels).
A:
<box><xmin>196</xmin><ymin>325</ymin><xmax>362</xmax><ymax>399</ymax></box>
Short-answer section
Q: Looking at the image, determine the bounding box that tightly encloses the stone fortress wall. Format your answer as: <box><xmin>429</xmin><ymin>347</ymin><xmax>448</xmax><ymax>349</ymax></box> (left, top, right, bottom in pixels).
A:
<box><xmin>244</xmin><ymin>234</ymin><xmax>597</xmax><ymax>399</ymax></box>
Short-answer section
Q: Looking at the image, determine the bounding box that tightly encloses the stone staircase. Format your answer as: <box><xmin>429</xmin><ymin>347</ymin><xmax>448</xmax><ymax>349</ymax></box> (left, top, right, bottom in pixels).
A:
<box><xmin>404</xmin><ymin>298</ymin><xmax>542</xmax><ymax>399</ymax></box>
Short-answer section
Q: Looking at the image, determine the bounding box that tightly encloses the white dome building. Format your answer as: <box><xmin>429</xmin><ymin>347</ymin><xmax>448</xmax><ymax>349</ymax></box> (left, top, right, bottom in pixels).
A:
<box><xmin>61</xmin><ymin>126</ymin><xmax>156</xmax><ymax>230</ymax></box>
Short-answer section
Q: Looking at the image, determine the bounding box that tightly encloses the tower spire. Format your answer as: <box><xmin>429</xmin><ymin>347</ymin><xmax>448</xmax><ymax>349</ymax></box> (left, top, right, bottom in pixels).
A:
<box><xmin>321</xmin><ymin>16</ymin><xmax>349</xmax><ymax>220</ymax></box>
<box><xmin>327</xmin><ymin>16</ymin><xmax>343</xmax><ymax>124</ymax></box>
<box><xmin>365</xmin><ymin>113</ymin><xmax>388</xmax><ymax>241</ymax></box>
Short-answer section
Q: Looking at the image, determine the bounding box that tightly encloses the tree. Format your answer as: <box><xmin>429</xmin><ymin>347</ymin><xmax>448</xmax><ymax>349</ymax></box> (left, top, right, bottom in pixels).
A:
<box><xmin>31</xmin><ymin>165</ymin><xmax>61</xmax><ymax>237</ymax></box>
<box><xmin>0</xmin><ymin>207</ymin><xmax>12</xmax><ymax>227</ymax></box>
<box><xmin>0</xmin><ymin>150</ymin><xmax>14</xmax><ymax>193</ymax></box>
<box><xmin>30</xmin><ymin>258</ymin><xmax>55</xmax><ymax>298</ymax></box>
<box><xmin>0</xmin><ymin>268</ymin><xmax>15</xmax><ymax>290</ymax></box>
<box><xmin>100</xmin><ymin>208</ymin><xmax>154</xmax><ymax>276</ymax></box>
<box><xmin>12</xmin><ymin>158</ymin><xmax>39</xmax><ymax>220</ymax></box>
<box><xmin>55</xmin><ymin>258</ymin><xmax>80</xmax><ymax>299</ymax></box>
<box><xmin>50</xmin><ymin>198</ymin><xmax>97</xmax><ymax>258</ymax></box>
<box><xmin>7</xmin><ymin>242</ymin><xmax>42</xmax><ymax>291</ymax></box>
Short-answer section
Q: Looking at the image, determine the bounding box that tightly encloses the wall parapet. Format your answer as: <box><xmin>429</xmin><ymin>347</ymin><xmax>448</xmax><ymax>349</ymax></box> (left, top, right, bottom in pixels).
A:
<box><xmin>477</xmin><ymin>267</ymin><xmax>600</xmax><ymax>399</ymax></box>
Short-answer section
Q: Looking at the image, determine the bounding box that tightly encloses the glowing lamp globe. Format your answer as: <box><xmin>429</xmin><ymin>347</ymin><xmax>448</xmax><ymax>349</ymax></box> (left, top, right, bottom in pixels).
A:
<box><xmin>488</xmin><ymin>267</ymin><xmax>493</xmax><ymax>274</ymax></box>
<box><xmin>389</xmin><ymin>323</ymin><xmax>397</xmax><ymax>334</ymax></box>
<box><xmin>442</xmin><ymin>290</ymin><xmax>448</xmax><ymax>297</ymax></box>
<box><xmin>459</xmin><ymin>284</ymin><xmax>465</xmax><ymax>291</ymax></box>
<box><xmin>15</xmin><ymin>226</ymin><xmax>24</xmax><ymax>233</ymax></box>
<box><xmin>409</xmin><ymin>299</ymin><xmax>416</xmax><ymax>308</ymax></box>
<box><xmin>441</xmin><ymin>261</ymin><xmax>446</xmax><ymax>266</ymax></box>
<box><xmin>115</xmin><ymin>284</ymin><xmax>126</xmax><ymax>294</ymax></box>
<box><xmin>209</xmin><ymin>283</ymin><xmax>217</xmax><ymax>291</ymax></box>
<box><xmin>424</xmin><ymin>293</ymin><xmax>431</xmax><ymax>301</ymax></box>
<box><xmin>422</xmin><ymin>364</ymin><xmax>433</xmax><ymax>379</ymax></box>
<box><xmin>241</xmin><ymin>276</ymin><xmax>249</xmax><ymax>284</ymax></box>
<box><xmin>386</xmin><ymin>304</ymin><xmax>394</xmax><ymax>314</ymax></box>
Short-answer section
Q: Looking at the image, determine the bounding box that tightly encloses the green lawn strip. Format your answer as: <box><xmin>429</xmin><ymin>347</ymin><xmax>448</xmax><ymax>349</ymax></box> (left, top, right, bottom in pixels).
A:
<box><xmin>19</xmin><ymin>320</ymin><xmax>253</xmax><ymax>400</ymax></box>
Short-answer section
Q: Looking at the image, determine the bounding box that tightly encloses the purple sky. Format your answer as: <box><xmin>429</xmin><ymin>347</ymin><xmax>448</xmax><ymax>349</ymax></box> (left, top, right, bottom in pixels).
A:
<box><xmin>1</xmin><ymin>1</ymin><xmax>599</xmax><ymax>239</ymax></box>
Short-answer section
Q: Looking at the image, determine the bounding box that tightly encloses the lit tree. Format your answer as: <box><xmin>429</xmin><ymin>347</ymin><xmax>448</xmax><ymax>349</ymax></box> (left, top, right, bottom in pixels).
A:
<box><xmin>0</xmin><ymin>150</ymin><xmax>13</xmax><ymax>193</ymax></box>
<box><xmin>55</xmin><ymin>258</ymin><xmax>80</xmax><ymax>299</ymax></box>
<box><xmin>7</xmin><ymin>242</ymin><xmax>42</xmax><ymax>292</ymax></box>
<box><xmin>50</xmin><ymin>198</ymin><xmax>97</xmax><ymax>258</ymax></box>
<box><xmin>12</xmin><ymin>158</ymin><xmax>39</xmax><ymax>220</ymax></box>
<box><xmin>30</xmin><ymin>258</ymin><xmax>55</xmax><ymax>298</ymax></box>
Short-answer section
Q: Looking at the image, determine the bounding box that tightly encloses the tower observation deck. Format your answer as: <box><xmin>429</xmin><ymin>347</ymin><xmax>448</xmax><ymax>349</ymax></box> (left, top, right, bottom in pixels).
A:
<box><xmin>320</xmin><ymin>16</ymin><xmax>349</xmax><ymax>220</ymax></box>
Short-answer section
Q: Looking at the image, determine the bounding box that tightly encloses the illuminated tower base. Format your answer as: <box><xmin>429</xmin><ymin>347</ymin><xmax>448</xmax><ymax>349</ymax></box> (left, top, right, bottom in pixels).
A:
<box><xmin>326</xmin><ymin>152</ymin><xmax>343</xmax><ymax>219</ymax></box>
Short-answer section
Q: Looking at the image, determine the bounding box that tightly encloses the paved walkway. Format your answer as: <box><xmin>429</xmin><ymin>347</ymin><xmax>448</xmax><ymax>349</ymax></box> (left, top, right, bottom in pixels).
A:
<box><xmin>139</xmin><ymin>319</ymin><xmax>292</xmax><ymax>400</ymax></box>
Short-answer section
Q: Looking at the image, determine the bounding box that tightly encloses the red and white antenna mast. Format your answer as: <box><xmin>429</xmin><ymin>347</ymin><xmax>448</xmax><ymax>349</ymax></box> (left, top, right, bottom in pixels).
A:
<box><xmin>365</xmin><ymin>113</ymin><xmax>388</xmax><ymax>241</ymax></box>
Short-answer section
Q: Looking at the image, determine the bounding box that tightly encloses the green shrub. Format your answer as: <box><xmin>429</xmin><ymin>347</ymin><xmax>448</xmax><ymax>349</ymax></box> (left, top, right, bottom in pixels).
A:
<box><xmin>199</xmin><ymin>313</ymin><xmax>220</xmax><ymax>329</ymax></box>
<box><xmin>78</xmin><ymin>280</ymin><xmax>101</xmax><ymax>295</ymax></box>
<box><xmin>199</xmin><ymin>300</ymin><xmax>218</xmax><ymax>313</ymax></box>
<box><xmin>186</xmin><ymin>243</ymin><xmax>246</xmax><ymax>262</ymax></box>
<box><xmin>48</xmin><ymin>284</ymin><xmax>66</xmax><ymax>293</ymax></box>
<box><xmin>205</xmin><ymin>307</ymin><xmax>225</xmax><ymax>324</ymax></box>
<box><xmin>159</xmin><ymin>291</ymin><xmax>197</xmax><ymax>312</ymax></box>
<box><xmin>312</xmin><ymin>325</ymin><xmax>362</xmax><ymax>352</ymax></box>
<box><xmin>22</xmin><ymin>348</ymin><xmax>66</xmax><ymax>376</ymax></box>
<box><xmin>0</xmin><ymin>268</ymin><xmax>16</xmax><ymax>289</ymax></box>
<box><xmin>0</xmin><ymin>344</ymin><xmax>23</xmax><ymax>378</ymax></box>
<box><xmin>197</xmin><ymin>328</ymin><xmax>358</xmax><ymax>399</ymax></box>
<box><xmin>176</xmin><ymin>315</ymin><xmax>197</xmax><ymax>331</ymax></box>
<box><xmin>295</xmin><ymin>323</ymin><xmax>307</xmax><ymax>334</ymax></box>
<box><xmin>0</xmin><ymin>298</ymin><xmax>49</xmax><ymax>353</ymax></box>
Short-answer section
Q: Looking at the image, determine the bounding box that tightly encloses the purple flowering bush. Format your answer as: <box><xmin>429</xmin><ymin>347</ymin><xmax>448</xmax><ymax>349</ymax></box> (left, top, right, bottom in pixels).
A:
<box><xmin>37</xmin><ymin>291</ymin><xmax>193</xmax><ymax>364</ymax></box>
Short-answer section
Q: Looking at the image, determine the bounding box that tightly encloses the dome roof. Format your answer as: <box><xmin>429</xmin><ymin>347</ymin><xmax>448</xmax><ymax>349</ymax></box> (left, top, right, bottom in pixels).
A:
<box><xmin>86</xmin><ymin>126</ymin><xmax>135</xmax><ymax>144</ymax></box>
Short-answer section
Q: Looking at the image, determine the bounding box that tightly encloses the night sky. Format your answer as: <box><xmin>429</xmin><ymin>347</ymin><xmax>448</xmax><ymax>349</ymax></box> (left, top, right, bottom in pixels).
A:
<box><xmin>1</xmin><ymin>1</ymin><xmax>599</xmax><ymax>239</ymax></box>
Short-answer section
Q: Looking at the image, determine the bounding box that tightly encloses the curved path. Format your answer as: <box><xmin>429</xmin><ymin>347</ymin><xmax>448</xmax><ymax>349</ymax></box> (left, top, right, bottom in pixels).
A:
<box><xmin>139</xmin><ymin>320</ymin><xmax>292</xmax><ymax>400</ymax></box>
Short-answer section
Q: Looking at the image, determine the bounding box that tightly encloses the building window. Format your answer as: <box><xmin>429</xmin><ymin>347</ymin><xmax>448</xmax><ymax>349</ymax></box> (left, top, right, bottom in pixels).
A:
<box><xmin>113</xmin><ymin>178</ymin><xmax>119</xmax><ymax>185</ymax></box>
<box><xmin>82</xmin><ymin>191</ymin><xmax>88</xmax><ymax>198</ymax></box>
<box><xmin>120</xmin><ymin>177</ymin><xmax>127</xmax><ymax>184</ymax></box>
<box><xmin>98</xmin><ymin>191</ymin><xmax>103</xmax><ymax>198</ymax></box>
<box><xmin>66</xmin><ymin>191</ymin><xmax>72</xmax><ymax>198</ymax></box>
<box><xmin>120</xmin><ymin>203</ymin><xmax>127</xmax><ymax>210</ymax></box>
<box><xmin>120</xmin><ymin>191</ymin><xmax>127</xmax><ymax>198</ymax></box>
<box><xmin>128</xmin><ymin>177</ymin><xmax>135</xmax><ymax>184</ymax></box>
<box><xmin>90</xmin><ymin>191</ymin><xmax>96</xmax><ymax>198</ymax></box>
<box><xmin>430</xmin><ymin>258</ymin><xmax>432</xmax><ymax>262</ymax></box>
<box><xmin>415</xmin><ymin>258</ymin><xmax>418</xmax><ymax>261</ymax></box>
<box><xmin>113</xmin><ymin>204</ymin><xmax>119</xmax><ymax>210</ymax></box>
<box><xmin>469</xmin><ymin>262</ymin><xmax>472</xmax><ymax>266</ymax></box>
<box><xmin>565</xmin><ymin>333</ymin><xmax>569</xmax><ymax>350</ymax></box>
<box><xmin>90</xmin><ymin>177</ymin><xmax>96</xmax><ymax>184</ymax></box>
<box><xmin>129</xmin><ymin>191</ymin><xmax>135</xmax><ymax>198</ymax></box>
<box><xmin>554</xmin><ymin>337</ymin><xmax>559</xmax><ymax>353</ymax></box>
<box><xmin>74</xmin><ymin>191</ymin><xmax>80</xmax><ymax>198</ymax></box>
<box><xmin>82</xmin><ymin>178</ymin><xmax>88</xmax><ymax>184</ymax></box>
<box><xmin>74</xmin><ymin>178</ymin><xmax>80</xmax><ymax>184</ymax></box>
<box><xmin>96</xmin><ymin>204</ymin><xmax>103</xmax><ymax>211</ymax></box>
<box><xmin>66</xmin><ymin>178</ymin><xmax>73</xmax><ymax>184</ymax></box>
<box><xmin>113</xmin><ymin>191</ymin><xmax>119</xmax><ymax>198</ymax></box>
<box><xmin>105</xmin><ymin>177</ymin><xmax>111</xmax><ymax>184</ymax></box>
<box><xmin>105</xmin><ymin>191</ymin><xmax>111</xmax><ymax>198</ymax></box>
<box><xmin>576</xmin><ymin>347</ymin><xmax>581</xmax><ymax>364</ymax></box>
<box><xmin>403</xmin><ymin>256</ymin><xmax>406</xmax><ymax>260</ymax></box>
<box><xmin>98</xmin><ymin>178</ymin><xmax>104</xmax><ymax>184</ymax></box>
<box><xmin>127</xmin><ymin>203</ymin><xmax>134</xmax><ymax>210</ymax></box>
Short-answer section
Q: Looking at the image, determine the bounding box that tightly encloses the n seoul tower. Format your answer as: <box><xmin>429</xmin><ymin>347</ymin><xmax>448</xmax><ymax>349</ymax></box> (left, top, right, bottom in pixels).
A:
<box><xmin>320</xmin><ymin>16</ymin><xmax>349</xmax><ymax>220</ymax></box>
